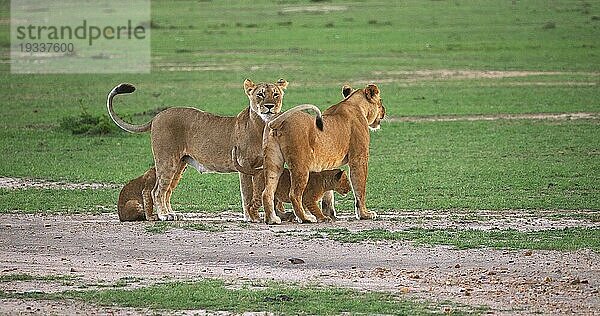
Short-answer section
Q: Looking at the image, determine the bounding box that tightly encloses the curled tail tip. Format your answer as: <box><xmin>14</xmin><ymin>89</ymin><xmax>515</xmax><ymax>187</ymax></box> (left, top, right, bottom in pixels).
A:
<box><xmin>114</xmin><ymin>83</ymin><xmax>136</xmax><ymax>95</ymax></box>
<box><xmin>316</xmin><ymin>116</ymin><xmax>324</xmax><ymax>131</ymax></box>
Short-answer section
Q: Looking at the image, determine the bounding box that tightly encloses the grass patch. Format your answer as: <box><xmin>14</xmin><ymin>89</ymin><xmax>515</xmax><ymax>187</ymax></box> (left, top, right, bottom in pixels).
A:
<box><xmin>0</xmin><ymin>188</ymin><xmax>118</xmax><ymax>213</ymax></box>
<box><xmin>59</xmin><ymin>105</ymin><xmax>121</xmax><ymax>136</ymax></box>
<box><xmin>318</xmin><ymin>227</ymin><xmax>600</xmax><ymax>251</ymax></box>
<box><xmin>0</xmin><ymin>274</ymin><xmax>77</xmax><ymax>283</ymax></box>
<box><xmin>1</xmin><ymin>119</ymin><xmax>598</xmax><ymax>214</ymax></box>
<box><xmin>0</xmin><ymin>0</ymin><xmax>598</xmax><ymax>215</ymax></box>
<box><xmin>1</xmin><ymin>279</ymin><xmax>481</xmax><ymax>315</ymax></box>
<box><xmin>145</xmin><ymin>222</ymin><xmax>224</xmax><ymax>234</ymax></box>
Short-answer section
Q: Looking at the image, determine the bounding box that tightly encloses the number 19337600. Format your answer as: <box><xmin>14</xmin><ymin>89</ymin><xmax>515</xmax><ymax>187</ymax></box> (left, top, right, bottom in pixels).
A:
<box><xmin>18</xmin><ymin>42</ymin><xmax>74</xmax><ymax>53</ymax></box>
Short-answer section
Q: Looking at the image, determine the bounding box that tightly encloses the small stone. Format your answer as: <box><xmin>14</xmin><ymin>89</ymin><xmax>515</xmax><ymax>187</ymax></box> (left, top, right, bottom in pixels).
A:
<box><xmin>454</xmin><ymin>264</ymin><xmax>461</xmax><ymax>268</ymax></box>
<box><xmin>544</xmin><ymin>276</ymin><xmax>553</xmax><ymax>283</ymax></box>
<box><xmin>44</xmin><ymin>224</ymin><xmax>51</xmax><ymax>228</ymax></box>
<box><xmin>400</xmin><ymin>287</ymin><xmax>410</xmax><ymax>294</ymax></box>
<box><xmin>524</xmin><ymin>250</ymin><xmax>533</xmax><ymax>256</ymax></box>
<box><xmin>288</xmin><ymin>258</ymin><xmax>305</xmax><ymax>264</ymax></box>
<box><xmin>70</xmin><ymin>267</ymin><xmax>76</xmax><ymax>272</ymax></box>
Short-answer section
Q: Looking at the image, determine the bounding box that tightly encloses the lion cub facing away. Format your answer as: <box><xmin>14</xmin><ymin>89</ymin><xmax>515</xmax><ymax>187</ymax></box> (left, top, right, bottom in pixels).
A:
<box><xmin>117</xmin><ymin>167</ymin><xmax>157</xmax><ymax>221</ymax></box>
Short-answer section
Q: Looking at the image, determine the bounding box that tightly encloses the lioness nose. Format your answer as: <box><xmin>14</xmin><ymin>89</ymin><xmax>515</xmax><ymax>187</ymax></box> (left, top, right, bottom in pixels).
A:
<box><xmin>264</xmin><ymin>103</ymin><xmax>275</xmax><ymax>109</ymax></box>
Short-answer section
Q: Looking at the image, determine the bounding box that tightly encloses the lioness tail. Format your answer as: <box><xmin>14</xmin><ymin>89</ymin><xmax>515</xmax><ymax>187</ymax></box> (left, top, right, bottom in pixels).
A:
<box><xmin>267</xmin><ymin>104</ymin><xmax>323</xmax><ymax>131</ymax></box>
<box><xmin>107</xmin><ymin>83</ymin><xmax>152</xmax><ymax>133</ymax></box>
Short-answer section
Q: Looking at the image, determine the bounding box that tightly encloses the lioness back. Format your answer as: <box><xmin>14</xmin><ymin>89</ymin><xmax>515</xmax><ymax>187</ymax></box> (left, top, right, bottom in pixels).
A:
<box><xmin>150</xmin><ymin>107</ymin><xmax>238</xmax><ymax>173</ymax></box>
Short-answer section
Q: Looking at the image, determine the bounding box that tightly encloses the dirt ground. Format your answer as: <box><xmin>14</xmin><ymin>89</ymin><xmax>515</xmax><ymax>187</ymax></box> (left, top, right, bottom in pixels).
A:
<box><xmin>0</xmin><ymin>210</ymin><xmax>598</xmax><ymax>315</ymax></box>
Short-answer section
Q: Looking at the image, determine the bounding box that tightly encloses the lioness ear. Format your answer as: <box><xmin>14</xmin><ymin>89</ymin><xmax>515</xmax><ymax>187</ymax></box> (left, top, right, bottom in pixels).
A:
<box><xmin>364</xmin><ymin>84</ymin><xmax>380</xmax><ymax>101</ymax></box>
<box><xmin>244</xmin><ymin>79</ymin><xmax>256</xmax><ymax>96</ymax></box>
<box><xmin>276</xmin><ymin>78</ymin><xmax>288</xmax><ymax>91</ymax></box>
<box><xmin>342</xmin><ymin>84</ymin><xmax>353</xmax><ymax>98</ymax></box>
<box><xmin>335</xmin><ymin>170</ymin><xmax>344</xmax><ymax>181</ymax></box>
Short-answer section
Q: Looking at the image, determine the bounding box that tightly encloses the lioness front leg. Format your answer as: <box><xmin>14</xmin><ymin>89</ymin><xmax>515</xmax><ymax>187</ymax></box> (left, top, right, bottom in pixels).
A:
<box><xmin>321</xmin><ymin>190</ymin><xmax>337</xmax><ymax>221</ymax></box>
<box><xmin>239</xmin><ymin>173</ymin><xmax>260</xmax><ymax>222</ymax></box>
<box><xmin>349</xmin><ymin>158</ymin><xmax>377</xmax><ymax>220</ymax></box>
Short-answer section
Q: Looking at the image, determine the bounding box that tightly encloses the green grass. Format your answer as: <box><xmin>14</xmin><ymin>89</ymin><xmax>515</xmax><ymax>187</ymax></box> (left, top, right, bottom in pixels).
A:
<box><xmin>318</xmin><ymin>227</ymin><xmax>600</xmax><ymax>251</ymax></box>
<box><xmin>0</xmin><ymin>274</ymin><xmax>77</xmax><ymax>283</ymax></box>
<box><xmin>0</xmin><ymin>279</ymin><xmax>481</xmax><ymax>315</ymax></box>
<box><xmin>145</xmin><ymin>221</ymin><xmax>224</xmax><ymax>234</ymax></box>
<box><xmin>1</xmin><ymin>118</ymin><xmax>598</xmax><ymax>213</ymax></box>
<box><xmin>0</xmin><ymin>0</ymin><xmax>598</xmax><ymax>214</ymax></box>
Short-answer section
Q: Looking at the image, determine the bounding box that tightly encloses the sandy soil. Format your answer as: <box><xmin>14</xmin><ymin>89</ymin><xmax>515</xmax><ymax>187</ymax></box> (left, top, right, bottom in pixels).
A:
<box><xmin>0</xmin><ymin>211</ymin><xmax>598</xmax><ymax>315</ymax></box>
<box><xmin>0</xmin><ymin>178</ymin><xmax>119</xmax><ymax>191</ymax></box>
<box><xmin>388</xmin><ymin>112</ymin><xmax>598</xmax><ymax>123</ymax></box>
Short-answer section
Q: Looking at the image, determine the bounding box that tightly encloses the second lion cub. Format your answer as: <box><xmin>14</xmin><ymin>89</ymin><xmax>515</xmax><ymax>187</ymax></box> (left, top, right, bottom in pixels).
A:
<box><xmin>233</xmin><ymin>150</ymin><xmax>350</xmax><ymax>222</ymax></box>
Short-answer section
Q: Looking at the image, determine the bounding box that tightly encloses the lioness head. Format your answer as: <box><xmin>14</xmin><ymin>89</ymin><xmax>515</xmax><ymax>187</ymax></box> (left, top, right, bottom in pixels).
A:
<box><xmin>342</xmin><ymin>84</ymin><xmax>386</xmax><ymax>131</ymax></box>
<box><xmin>244</xmin><ymin>78</ymin><xmax>288</xmax><ymax>121</ymax></box>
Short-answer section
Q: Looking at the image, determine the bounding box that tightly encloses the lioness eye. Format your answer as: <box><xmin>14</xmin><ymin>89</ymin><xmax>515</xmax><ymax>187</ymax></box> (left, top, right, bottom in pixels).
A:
<box><xmin>257</xmin><ymin>92</ymin><xmax>265</xmax><ymax>98</ymax></box>
<box><xmin>273</xmin><ymin>93</ymin><xmax>279</xmax><ymax>98</ymax></box>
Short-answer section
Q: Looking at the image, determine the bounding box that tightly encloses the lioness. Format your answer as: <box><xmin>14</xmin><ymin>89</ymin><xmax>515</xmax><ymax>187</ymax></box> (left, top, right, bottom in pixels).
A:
<box><xmin>261</xmin><ymin>84</ymin><xmax>385</xmax><ymax>224</ymax></box>
<box><xmin>232</xmin><ymin>149</ymin><xmax>351</xmax><ymax>222</ymax></box>
<box><xmin>107</xmin><ymin>79</ymin><xmax>288</xmax><ymax>221</ymax></box>
<box><xmin>117</xmin><ymin>167</ymin><xmax>158</xmax><ymax>221</ymax></box>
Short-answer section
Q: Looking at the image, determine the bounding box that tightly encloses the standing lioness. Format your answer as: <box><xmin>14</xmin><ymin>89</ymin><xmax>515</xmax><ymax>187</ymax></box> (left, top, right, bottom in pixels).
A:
<box><xmin>107</xmin><ymin>79</ymin><xmax>287</xmax><ymax>221</ymax></box>
<box><xmin>262</xmin><ymin>84</ymin><xmax>386</xmax><ymax>224</ymax></box>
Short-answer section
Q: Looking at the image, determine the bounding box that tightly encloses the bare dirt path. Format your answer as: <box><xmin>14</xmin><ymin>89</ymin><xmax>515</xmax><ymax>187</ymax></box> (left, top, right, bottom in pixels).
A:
<box><xmin>0</xmin><ymin>212</ymin><xmax>598</xmax><ymax>315</ymax></box>
<box><xmin>387</xmin><ymin>112</ymin><xmax>598</xmax><ymax>123</ymax></box>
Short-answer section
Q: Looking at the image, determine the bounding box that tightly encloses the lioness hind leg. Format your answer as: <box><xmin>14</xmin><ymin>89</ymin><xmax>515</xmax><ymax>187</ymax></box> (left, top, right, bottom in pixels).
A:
<box><xmin>153</xmin><ymin>161</ymin><xmax>182</xmax><ymax>221</ymax></box>
<box><xmin>288</xmin><ymin>169</ymin><xmax>317</xmax><ymax>224</ymax></box>
<box><xmin>165</xmin><ymin>161</ymin><xmax>186</xmax><ymax>219</ymax></box>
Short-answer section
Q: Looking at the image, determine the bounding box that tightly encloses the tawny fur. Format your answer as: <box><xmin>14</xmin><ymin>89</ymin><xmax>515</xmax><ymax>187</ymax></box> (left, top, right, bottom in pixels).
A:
<box><xmin>273</xmin><ymin>169</ymin><xmax>350</xmax><ymax>222</ymax></box>
<box><xmin>117</xmin><ymin>167</ymin><xmax>157</xmax><ymax>221</ymax></box>
<box><xmin>107</xmin><ymin>79</ymin><xmax>289</xmax><ymax>222</ymax></box>
<box><xmin>261</xmin><ymin>84</ymin><xmax>386</xmax><ymax>224</ymax></box>
<box><xmin>232</xmin><ymin>149</ymin><xmax>350</xmax><ymax>222</ymax></box>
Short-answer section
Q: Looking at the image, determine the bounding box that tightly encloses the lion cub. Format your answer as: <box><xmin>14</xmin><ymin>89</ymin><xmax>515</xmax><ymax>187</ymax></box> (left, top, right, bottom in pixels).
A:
<box><xmin>274</xmin><ymin>169</ymin><xmax>351</xmax><ymax>222</ymax></box>
<box><xmin>117</xmin><ymin>167</ymin><xmax>157</xmax><ymax>221</ymax></box>
<box><xmin>234</xmin><ymin>148</ymin><xmax>350</xmax><ymax>222</ymax></box>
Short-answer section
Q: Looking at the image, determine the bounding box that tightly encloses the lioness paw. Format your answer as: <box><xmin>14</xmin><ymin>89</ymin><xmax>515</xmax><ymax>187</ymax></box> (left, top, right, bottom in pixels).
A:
<box><xmin>357</xmin><ymin>210</ymin><xmax>377</xmax><ymax>220</ymax></box>
<box><xmin>146</xmin><ymin>214</ymin><xmax>159</xmax><ymax>221</ymax></box>
<box><xmin>317</xmin><ymin>216</ymin><xmax>333</xmax><ymax>223</ymax></box>
<box><xmin>158</xmin><ymin>212</ymin><xmax>182</xmax><ymax>221</ymax></box>
<box><xmin>266</xmin><ymin>215</ymin><xmax>282</xmax><ymax>225</ymax></box>
<box><xmin>301</xmin><ymin>213</ymin><xmax>318</xmax><ymax>224</ymax></box>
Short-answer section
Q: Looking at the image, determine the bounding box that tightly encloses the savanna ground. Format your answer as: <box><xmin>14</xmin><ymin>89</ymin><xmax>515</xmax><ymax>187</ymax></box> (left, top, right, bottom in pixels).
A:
<box><xmin>1</xmin><ymin>0</ymin><xmax>599</xmax><ymax>315</ymax></box>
